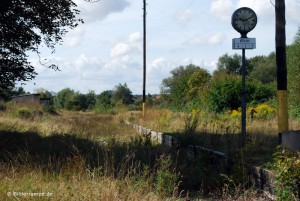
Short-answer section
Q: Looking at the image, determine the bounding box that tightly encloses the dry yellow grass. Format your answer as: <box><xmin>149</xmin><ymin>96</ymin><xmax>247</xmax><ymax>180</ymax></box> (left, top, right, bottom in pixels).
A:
<box><xmin>1</xmin><ymin>103</ymin><xmax>298</xmax><ymax>200</ymax></box>
<box><xmin>0</xmin><ymin>105</ymin><xmax>183</xmax><ymax>200</ymax></box>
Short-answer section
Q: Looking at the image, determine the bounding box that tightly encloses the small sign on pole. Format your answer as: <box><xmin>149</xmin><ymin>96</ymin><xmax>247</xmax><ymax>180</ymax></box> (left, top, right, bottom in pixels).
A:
<box><xmin>232</xmin><ymin>38</ymin><xmax>256</xmax><ymax>49</ymax></box>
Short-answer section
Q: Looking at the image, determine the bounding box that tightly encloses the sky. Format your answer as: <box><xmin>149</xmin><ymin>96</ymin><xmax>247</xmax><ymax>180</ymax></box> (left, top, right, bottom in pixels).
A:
<box><xmin>19</xmin><ymin>0</ymin><xmax>300</xmax><ymax>95</ymax></box>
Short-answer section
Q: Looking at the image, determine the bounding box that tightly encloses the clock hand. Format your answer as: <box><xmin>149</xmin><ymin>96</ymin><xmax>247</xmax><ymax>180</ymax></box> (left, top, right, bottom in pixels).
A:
<box><xmin>245</xmin><ymin>16</ymin><xmax>254</xmax><ymax>20</ymax></box>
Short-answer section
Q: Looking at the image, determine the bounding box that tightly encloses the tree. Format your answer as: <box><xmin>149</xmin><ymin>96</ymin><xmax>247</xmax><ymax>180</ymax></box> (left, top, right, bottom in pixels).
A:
<box><xmin>86</xmin><ymin>90</ymin><xmax>96</xmax><ymax>109</ymax></box>
<box><xmin>0</xmin><ymin>0</ymin><xmax>82</xmax><ymax>88</ymax></box>
<box><xmin>287</xmin><ymin>28</ymin><xmax>300</xmax><ymax>107</ymax></box>
<box><xmin>95</xmin><ymin>90</ymin><xmax>113</xmax><ymax>112</ymax></box>
<box><xmin>248</xmin><ymin>53</ymin><xmax>277</xmax><ymax>84</ymax></box>
<box><xmin>215</xmin><ymin>53</ymin><xmax>252</xmax><ymax>75</ymax></box>
<box><xmin>161</xmin><ymin>64</ymin><xmax>202</xmax><ymax>110</ymax></box>
<box><xmin>54</xmin><ymin>88</ymin><xmax>75</xmax><ymax>109</ymax></box>
<box><xmin>112</xmin><ymin>83</ymin><xmax>134</xmax><ymax>105</ymax></box>
<box><xmin>207</xmin><ymin>75</ymin><xmax>275</xmax><ymax>113</ymax></box>
<box><xmin>186</xmin><ymin>68</ymin><xmax>211</xmax><ymax>107</ymax></box>
<box><xmin>70</xmin><ymin>92</ymin><xmax>88</xmax><ymax>111</ymax></box>
<box><xmin>0</xmin><ymin>87</ymin><xmax>26</xmax><ymax>101</ymax></box>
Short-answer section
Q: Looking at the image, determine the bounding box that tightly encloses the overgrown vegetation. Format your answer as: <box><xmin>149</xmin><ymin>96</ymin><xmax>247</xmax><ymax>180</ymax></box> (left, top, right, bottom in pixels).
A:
<box><xmin>1</xmin><ymin>16</ymin><xmax>300</xmax><ymax>201</ymax></box>
<box><xmin>1</xmin><ymin>102</ymin><xmax>286</xmax><ymax>200</ymax></box>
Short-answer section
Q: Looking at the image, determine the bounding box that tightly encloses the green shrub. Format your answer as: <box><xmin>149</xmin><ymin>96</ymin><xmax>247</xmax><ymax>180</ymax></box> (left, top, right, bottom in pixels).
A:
<box><xmin>267</xmin><ymin>146</ymin><xmax>300</xmax><ymax>200</ymax></box>
<box><xmin>184</xmin><ymin>109</ymin><xmax>201</xmax><ymax>134</ymax></box>
<box><xmin>15</xmin><ymin>107</ymin><xmax>32</xmax><ymax>119</ymax></box>
<box><xmin>156</xmin><ymin>155</ymin><xmax>179</xmax><ymax>197</ymax></box>
<box><xmin>42</xmin><ymin>105</ymin><xmax>58</xmax><ymax>115</ymax></box>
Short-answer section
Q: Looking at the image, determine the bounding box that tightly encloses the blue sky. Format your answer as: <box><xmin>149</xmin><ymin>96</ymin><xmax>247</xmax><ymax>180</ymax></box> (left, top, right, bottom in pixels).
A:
<box><xmin>20</xmin><ymin>0</ymin><xmax>300</xmax><ymax>94</ymax></box>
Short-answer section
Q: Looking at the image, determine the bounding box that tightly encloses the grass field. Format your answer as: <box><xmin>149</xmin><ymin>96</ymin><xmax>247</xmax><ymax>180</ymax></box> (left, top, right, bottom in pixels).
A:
<box><xmin>0</xmin><ymin>103</ymin><xmax>299</xmax><ymax>200</ymax></box>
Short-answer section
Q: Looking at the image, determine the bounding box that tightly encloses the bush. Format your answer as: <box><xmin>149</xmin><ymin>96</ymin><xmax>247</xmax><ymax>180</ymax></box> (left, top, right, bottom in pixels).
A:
<box><xmin>267</xmin><ymin>146</ymin><xmax>300</xmax><ymax>200</ymax></box>
<box><xmin>207</xmin><ymin>75</ymin><xmax>275</xmax><ymax>113</ymax></box>
<box><xmin>156</xmin><ymin>155</ymin><xmax>179</xmax><ymax>197</ymax></box>
<box><xmin>43</xmin><ymin>105</ymin><xmax>58</xmax><ymax>115</ymax></box>
<box><xmin>254</xmin><ymin>104</ymin><xmax>276</xmax><ymax>119</ymax></box>
<box><xmin>184</xmin><ymin>109</ymin><xmax>201</xmax><ymax>134</ymax></box>
<box><xmin>15</xmin><ymin>107</ymin><xmax>32</xmax><ymax>119</ymax></box>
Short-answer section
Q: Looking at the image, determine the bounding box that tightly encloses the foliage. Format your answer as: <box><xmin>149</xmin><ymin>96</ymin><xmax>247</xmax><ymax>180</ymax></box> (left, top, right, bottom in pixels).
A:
<box><xmin>54</xmin><ymin>88</ymin><xmax>94</xmax><ymax>111</ymax></box>
<box><xmin>287</xmin><ymin>27</ymin><xmax>300</xmax><ymax>107</ymax></box>
<box><xmin>112</xmin><ymin>83</ymin><xmax>134</xmax><ymax>105</ymax></box>
<box><xmin>0</xmin><ymin>0</ymin><xmax>82</xmax><ymax>88</ymax></box>
<box><xmin>230</xmin><ymin>104</ymin><xmax>276</xmax><ymax>120</ymax></box>
<box><xmin>42</xmin><ymin>105</ymin><xmax>57</xmax><ymax>115</ymax></box>
<box><xmin>253</xmin><ymin>104</ymin><xmax>276</xmax><ymax>119</ymax></box>
<box><xmin>0</xmin><ymin>87</ymin><xmax>27</xmax><ymax>101</ymax></box>
<box><xmin>157</xmin><ymin>109</ymin><xmax>172</xmax><ymax>130</ymax></box>
<box><xmin>248</xmin><ymin>53</ymin><xmax>276</xmax><ymax>84</ymax></box>
<box><xmin>267</xmin><ymin>146</ymin><xmax>300</xmax><ymax>201</ymax></box>
<box><xmin>14</xmin><ymin>107</ymin><xmax>32</xmax><ymax>119</ymax></box>
<box><xmin>155</xmin><ymin>155</ymin><xmax>179</xmax><ymax>197</ymax></box>
<box><xmin>54</xmin><ymin>88</ymin><xmax>75</xmax><ymax>109</ymax></box>
<box><xmin>215</xmin><ymin>53</ymin><xmax>252</xmax><ymax>75</ymax></box>
<box><xmin>207</xmin><ymin>75</ymin><xmax>275</xmax><ymax>113</ymax></box>
<box><xmin>95</xmin><ymin>90</ymin><xmax>114</xmax><ymax>113</ymax></box>
<box><xmin>161</xmin><ymin>64</ymin><xmax>211</xmax><ymax>110</ymax></box>
<box><xmin>184</xmin><ymin>109</ymin><xmax>201</xmax><ymax>134</ymax></box>
<box><xmin>86</xmin><ymin>90</ymin><xmax>96</xmax><ymax>110</ymax></box>
<box><xmin>186</xmin><ymin>68</ymin><xmax>211</xmax><ymax>107</ymax></box>
<box><xmin>207</xmin><ymin>75</ymin><xmax>241</xmax><ymax>113</ymax></box>
<box><xmin>289</xmin><ymin>105</ymin><xmax>300</xmax><ymax>120</ymax></box>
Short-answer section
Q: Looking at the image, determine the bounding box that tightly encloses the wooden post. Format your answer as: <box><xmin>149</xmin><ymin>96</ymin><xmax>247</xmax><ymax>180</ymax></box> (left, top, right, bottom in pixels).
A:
<box><xmin>142</xmin><ymin>0</ymin><xmax>147</xmax><ymax>117</ymax></box>
<box><xmin>275</xmin><ymin>0</ymin><xmax>288</xmax><ymax>142</ymax></box>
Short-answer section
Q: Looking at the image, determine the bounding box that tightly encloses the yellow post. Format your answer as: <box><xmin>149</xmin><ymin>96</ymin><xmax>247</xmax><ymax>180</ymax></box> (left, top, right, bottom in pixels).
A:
<box><xmin>277</xmin><ymin>90</ymin><xmax>288</xmax><ymax>133</ymax></box>
<box><xmin>142</xmin><ymin>102</ymin><xmax>146</xmax><ymax>117</ymax></box>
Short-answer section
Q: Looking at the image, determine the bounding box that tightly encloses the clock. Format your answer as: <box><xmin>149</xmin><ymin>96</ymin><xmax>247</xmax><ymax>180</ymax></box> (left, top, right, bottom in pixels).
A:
<box><xmin>231</xmin><ymin>7</ymin><xmax>257</xmax><ymax>37</ymax></box>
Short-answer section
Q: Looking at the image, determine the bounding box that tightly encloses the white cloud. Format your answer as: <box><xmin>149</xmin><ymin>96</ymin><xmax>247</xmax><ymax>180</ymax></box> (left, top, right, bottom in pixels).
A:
<box><xmin>176</xmin><ymin>9</ymin><xmax>193</xmax><ymax>24</ymax></box>
<box><xmin>184</xmin><ymin>33</ymin><xmax>225</xmax><ymax>46</ymax></box>
<box><xmin>110</xmin><ymin>42</ymin><xmax>131</xmax><ymax>57</ymax></box>
<box><xmin>208</xmin><ymin>33</ymin><xmax>226</xmax><ymax>45</ymax></box>
<box><xmin>110</xmin><ymin>32</ymin><xmax>142</xmax><ymax>58</ymax></box>
<box><xmin>63</xmin><ymin>27</ymin><xmax>85</xmax><ymax>47</ymax></box>
<box><xmin>210</xmin><ymin>0</ymin><xmax>234</xmax><ymax>21</ymax></box>
<box><xmin>128</xmin><ymin>32</ymin><xmax>142</xmax><ymax>43</ymax></box>
<box><xmin>184</xmin><ymin>34</ymin><xmax>205</xmax><ymax>46</ymax></box>
<box><xmin>181</xmin><ymin>58</ymin><xmax>193</xmax><ymax>66</ymax></box>
<box><xmin>148</xmin><ymin>58</ymin><xmax>168</xmax><ymax>73</ymax></box>
<box><xmin>74</xmin><ymin>0</ymin><xmax>131</xmax><ymax>23</ymax></box>
<box><xmin>74</xmin><ymin>54</ymin><xmax>104</xmax><ymax>76</ymax></box>
<box><xmin>285</xmin><ymin>1</ymin><xmax>300</xmax><ymax>25</ymax></box>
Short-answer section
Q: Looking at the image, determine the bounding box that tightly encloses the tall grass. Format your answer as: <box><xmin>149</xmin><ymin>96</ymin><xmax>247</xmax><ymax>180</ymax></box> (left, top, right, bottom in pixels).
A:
<box><xmin>0</xmin><ymin>103</ymin><xmax>184</xmax><ymax>200</ymax></box>
<box><xmin>1</xmin><ymin>103</ymin><xmax>296</xmax><ymax>200</ymax></box>
<box><xmin>122</xmin><ymin>106</ymin><xmax>300</xmax><ymax>165</ymax></box>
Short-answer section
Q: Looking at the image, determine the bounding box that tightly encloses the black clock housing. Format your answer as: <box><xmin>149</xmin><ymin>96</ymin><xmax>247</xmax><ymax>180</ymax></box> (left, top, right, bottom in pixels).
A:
<box><xmin>232</xmin><ymin>7</ymin><xmax>257</xmax><ymax>37</ymax></box>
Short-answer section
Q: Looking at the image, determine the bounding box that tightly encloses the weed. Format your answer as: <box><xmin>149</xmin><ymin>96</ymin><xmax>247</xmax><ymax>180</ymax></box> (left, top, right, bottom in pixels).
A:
<box><xmin>184</xmin><ymin>109</ymin><xmax>201</xmax><ymax>134</ymax></box>
<box><xmin>15</xmin><ymin>107</ymin><xmax>32</xmax><ymax>119</ymax></box>
<box><xmin>267</xmin><ymin>146</ymin><xmax>300</xmax><ymax>200</ymax></box>
<box><xmin>156</xmin><ymin>154</ymin><xmax>179</xmax><ymax>197</ymax></box>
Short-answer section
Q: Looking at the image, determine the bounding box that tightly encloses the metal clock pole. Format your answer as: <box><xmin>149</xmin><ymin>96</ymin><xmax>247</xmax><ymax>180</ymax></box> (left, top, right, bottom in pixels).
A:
<box><xmin>241</xmin><ymin>48</ymin><xmax>246</xmax><ymax>147</ymax></box>
<box><xmin>231</xmin><ymin>7</ymin><xmax>257</xmax><ymax>147</ymax></box>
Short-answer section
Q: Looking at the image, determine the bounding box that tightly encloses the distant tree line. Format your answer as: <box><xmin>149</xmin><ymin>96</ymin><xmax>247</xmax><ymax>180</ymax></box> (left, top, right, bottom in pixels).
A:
<box><xmin>2</xmin><ymin>29</ymin><xmax>300</xmax><ymax>118</ymax></box>
<box><xmin>159</xmin><ymin>28</ymin><xmax>300</xmax><ymax>118</ymax></box>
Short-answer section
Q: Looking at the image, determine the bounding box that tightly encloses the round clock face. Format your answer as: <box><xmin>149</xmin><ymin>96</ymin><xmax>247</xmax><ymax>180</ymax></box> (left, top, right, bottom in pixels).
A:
<box><xmin>232</xmin><ymin>7</ymin><xmax>257</xmax><ymax>35</ymax></box>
